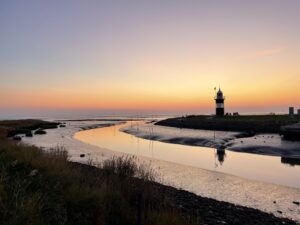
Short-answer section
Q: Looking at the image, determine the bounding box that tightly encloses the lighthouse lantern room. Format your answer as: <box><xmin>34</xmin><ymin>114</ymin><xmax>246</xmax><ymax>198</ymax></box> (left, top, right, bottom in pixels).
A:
<box><xmin>215</xmin><ymin>88</ymin><xmax>225</xmax><ymax>116</ymax></box>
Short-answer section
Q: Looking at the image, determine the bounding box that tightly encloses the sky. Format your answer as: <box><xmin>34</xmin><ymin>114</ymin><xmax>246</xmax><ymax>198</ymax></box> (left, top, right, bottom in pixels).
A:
<box><xmin>1</xmin><ymin>0</ymin><xmax>300</xmax><ymax>118</ymax></box>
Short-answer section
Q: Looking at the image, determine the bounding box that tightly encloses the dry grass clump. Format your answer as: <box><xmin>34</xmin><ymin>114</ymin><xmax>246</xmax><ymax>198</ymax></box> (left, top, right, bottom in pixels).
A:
<box><xmin>101</xmin><ymin>156</ymin><xmax>155</xmax><ymax>181</ymax></box>
<box><xmin>0</xmin><ymin>120</ymin><xmax>59</xmax><ymax>137</ymax></box>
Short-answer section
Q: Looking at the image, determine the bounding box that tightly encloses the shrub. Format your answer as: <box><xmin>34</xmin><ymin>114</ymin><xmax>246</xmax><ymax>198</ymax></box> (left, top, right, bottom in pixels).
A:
<box><xmin>102</xmin><ymin>156</ymin><xmax>138</xmax><ymax>177</ymax></box>
<box><xmin>7</xmin><ymin>128</ymin><xmax>32</xmax><ymax>137</ymax></box>
<box><xmin>101</xmin><ymin>156</ymin><xmax>155</xmax><ymax>181</ymax></box>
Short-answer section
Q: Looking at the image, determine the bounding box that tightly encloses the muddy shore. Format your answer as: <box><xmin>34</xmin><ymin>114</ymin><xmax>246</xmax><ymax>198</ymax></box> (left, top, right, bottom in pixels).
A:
<box><xmin>74</xmin><ymin>162</ymin><xmax>299</xmax><ymax>225</ymax></box>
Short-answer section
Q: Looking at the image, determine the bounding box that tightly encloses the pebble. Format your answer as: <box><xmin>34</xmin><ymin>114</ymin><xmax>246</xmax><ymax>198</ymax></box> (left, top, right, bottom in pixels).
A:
<box><xmin>29</xmin><ymin>169</ymin><xmax>38</xmax><ymax>177</ymax></box>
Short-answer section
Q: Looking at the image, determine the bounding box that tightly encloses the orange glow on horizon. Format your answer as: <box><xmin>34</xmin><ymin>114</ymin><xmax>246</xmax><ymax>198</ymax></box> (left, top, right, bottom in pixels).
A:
<box><xmin>1</xmin><ymin>77</ymin><xmax>300</xmax><ymax>112</ymax></box>
<box><xmin>1</xmin><ymin>35</ymin><xmax>300</xmax><ymax>113</ymax></box>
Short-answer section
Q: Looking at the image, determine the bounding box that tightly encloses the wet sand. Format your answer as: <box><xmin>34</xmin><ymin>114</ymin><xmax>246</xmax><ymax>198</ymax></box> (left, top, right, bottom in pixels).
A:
<box><xmin>122</xmin><ymin>122</ymin><xmax>300</xmax><ymax>157</ymax></box>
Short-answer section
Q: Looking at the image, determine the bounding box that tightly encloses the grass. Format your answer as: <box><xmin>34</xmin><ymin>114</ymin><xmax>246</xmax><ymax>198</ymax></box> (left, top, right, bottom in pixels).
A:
<box><xmin>101</xmin><ymin>156</ymin><xmax>155</xmax><ymax>181</ymax></box>
<box><xmin>0</xmin><ymin>138</ymin><xmax>193</xmax><ymax>225</ymax></box>
<box><xmin>156</xmin><ymin>114</ymin><xmax>300</xmax><ymax>133</ymax></box>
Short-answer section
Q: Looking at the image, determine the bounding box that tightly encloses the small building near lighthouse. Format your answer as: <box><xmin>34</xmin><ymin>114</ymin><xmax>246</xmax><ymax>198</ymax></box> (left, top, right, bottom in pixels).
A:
<box><xmin>215</xmin><ymin>88</ymin><xmax>225</xmax><ymax>116</ymax></box>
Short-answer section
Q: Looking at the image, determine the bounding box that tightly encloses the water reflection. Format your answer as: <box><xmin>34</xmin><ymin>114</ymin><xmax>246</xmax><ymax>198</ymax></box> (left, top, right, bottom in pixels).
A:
<box><xmin>281</xmin><ymin>157</ymin><xmax>300</xmax><ymax>166</ymax></box>
<box><xmin>74</xmin><ymin>122</ymin><xmax>300</xmax><ymax>188</ymax></box>
<box><xmin>215</xmin><ymin>149</ymin><xmax>226</xmax><ymax>166</ymax></box>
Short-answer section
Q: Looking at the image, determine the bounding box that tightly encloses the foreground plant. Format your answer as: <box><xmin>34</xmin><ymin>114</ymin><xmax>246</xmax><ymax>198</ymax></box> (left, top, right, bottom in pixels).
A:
<box><xmin>0</xmin><ymin>140</ymin><xmax>188</xmax><ymax>225</ymax></box>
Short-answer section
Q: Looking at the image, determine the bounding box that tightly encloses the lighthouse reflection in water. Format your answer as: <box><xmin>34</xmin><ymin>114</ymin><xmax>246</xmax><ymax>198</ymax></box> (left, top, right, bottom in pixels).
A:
<box><xmin>215</xmin><ymin>148</ymin><xmax>226</xmax><ymax>167</ymax></box>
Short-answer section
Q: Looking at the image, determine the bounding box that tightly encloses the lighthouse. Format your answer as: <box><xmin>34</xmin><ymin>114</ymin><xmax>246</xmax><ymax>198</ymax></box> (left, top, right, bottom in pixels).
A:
<box><xmin>215</xmin><ymin>88</ymin><xmax>225</xmax><ymax>116</ymax></box>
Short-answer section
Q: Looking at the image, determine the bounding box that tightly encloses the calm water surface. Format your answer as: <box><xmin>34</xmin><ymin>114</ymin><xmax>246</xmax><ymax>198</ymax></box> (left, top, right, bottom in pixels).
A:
<box><xmin>74</xmin><ymin>122</ymin><xmax>300</xmax><ymax>188</ymax></box>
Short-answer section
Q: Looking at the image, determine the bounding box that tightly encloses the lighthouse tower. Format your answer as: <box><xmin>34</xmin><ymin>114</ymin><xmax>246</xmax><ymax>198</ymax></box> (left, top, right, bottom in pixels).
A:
<box><xmin>215</xmin><ymin>88</ymin><xmax>225</xmax><ymax>116</ymax></box>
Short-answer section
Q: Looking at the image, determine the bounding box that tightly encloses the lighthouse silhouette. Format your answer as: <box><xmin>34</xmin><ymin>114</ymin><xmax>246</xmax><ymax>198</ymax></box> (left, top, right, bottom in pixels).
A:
<box><xmin>215</xmin><ymin>87</ymin><xmax>225</xmax><ymax>116</ymax></box>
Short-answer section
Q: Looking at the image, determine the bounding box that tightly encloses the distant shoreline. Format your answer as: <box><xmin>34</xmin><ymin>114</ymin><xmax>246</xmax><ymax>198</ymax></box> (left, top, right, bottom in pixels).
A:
<box><xmin>156</xmin><ymin>114</ymin><xmax>300</xmax><ymax>134</ymax></box>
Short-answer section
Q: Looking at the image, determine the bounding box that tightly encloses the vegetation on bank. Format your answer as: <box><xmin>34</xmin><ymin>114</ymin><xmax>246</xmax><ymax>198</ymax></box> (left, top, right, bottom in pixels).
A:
<box><xmin>0</xmin><ymin>120</ymin><xmax>190</xmax><ymax>225</ymax></box>
<box><xmin>156</xmin><ymin>115</ymin><xmax>300</xmax><ymax>133</ymax></box>
<box><xmin>0</xmin><ymin>119</ymin><xmax>59</xmax><ymax>138</ymax></box>
<box><xmin>0</xmin><ymin>140</ymin><xmax>191</xmax><ymax>225</ymax></box>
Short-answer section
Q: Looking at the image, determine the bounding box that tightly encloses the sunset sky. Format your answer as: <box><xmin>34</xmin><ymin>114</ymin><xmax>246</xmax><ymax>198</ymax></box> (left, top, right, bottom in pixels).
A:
<box><xmin>1</xmin><ymin>0</ymin><xmax>300</xmax><ymax>117</ymax></box>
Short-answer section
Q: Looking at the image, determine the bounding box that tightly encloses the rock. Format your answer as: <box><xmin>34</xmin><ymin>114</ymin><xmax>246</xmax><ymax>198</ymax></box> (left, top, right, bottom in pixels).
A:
<box><xmin>34</xmin><ymin>129</ymin><xmax>46</xmax><ymax>135</ymax></box>
<box><xmin>25</xmin><ymin>132</ymin><xmax>33</xmax><ymax>137</ymax></box>
<box><xmin>11</xmin><ymin>160</ymin><xmax>18</xmax><ymax>166</ymax></box>
<box><xmin>80</xmin><ymin>154</ymin><xmax>85</xmax><ymax>158</ymax></box>
<box><xmin>292</xmin><ymin>201</ymin><xmax>299</xmax><ymax>206</ymax></box>
<box><xmin>13</xmin><ymin>136</ymin><xmax>22</xmax><ymax>141</ymax></box>
<box><xmin>29</xmin><ymin>169</ymin><xmax>38</xmax><ymax>177</ymax></box>
<box><xmin>273</xmin><ymin>201</ymin><xmax>276</xmax><ymax>204</ymax></box>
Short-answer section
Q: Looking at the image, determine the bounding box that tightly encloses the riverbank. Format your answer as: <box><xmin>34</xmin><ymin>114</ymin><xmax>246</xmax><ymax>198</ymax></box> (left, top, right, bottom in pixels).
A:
<box><xmin>18</xmin><ymin>119</ymin><xmax>300</xmax><ymax>222</ymax></box>
<box><xmin>0</xmin><ymin>133</ymin><xmax>298</xmax><ymax>225</ymax></box>
<box><xmin>152</xmin><ymin>115</ymin><xmax>300</xmax><ymax>157</ymax></box>
<box><xmin>0</xmin><ymin>119</ymin><xmax>60</xmax><ymax>138</ymax></box>
<box><xmin>0</xmin><ymin>138</ymin><xmax>189</xmax><ymax>225</ymax></box>
<box><xmin>156</xmin><ymin>115</ymin><xmax>300</xmax><ymax>133</ymax></box>
<box><xmin>121</xmin><ymin>122</ymin><xmax>239</xmax><ymax>149</ymax></box>
<box><xmin>122</xmin><ymin>122</ymin><xmax>300</xmax><ymax>158</ymax></box>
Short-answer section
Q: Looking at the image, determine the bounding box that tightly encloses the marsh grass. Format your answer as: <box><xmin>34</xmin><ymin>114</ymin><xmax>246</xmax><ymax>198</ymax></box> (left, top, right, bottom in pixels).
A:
<box><xmin>0</xmin><ymin>120</ymin><xmax>59</xmax><ymax>137</ymax></box>
<box><xmin>0</xmin><ymin>139</ymin><xmax>192</xmax><ymax>225</ymax></box>
<box><xmin>157</xmin><ymin>114</ymin><xmax>300</xmax><ymax>133</ymax></box>
<box><xmin>101</xmin><ymin>156</ymin><xmax>155</xmax><ymax>181</ymax></box>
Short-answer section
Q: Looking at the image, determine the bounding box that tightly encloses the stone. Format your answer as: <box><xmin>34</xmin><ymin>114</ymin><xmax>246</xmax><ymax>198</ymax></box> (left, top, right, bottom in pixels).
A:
<box><xmin>26</xmin><ymin>132</ymin><xmax>33</xmax><ymax>137</ymax></box>
<box><xmin>29</xmin><ymin>169</ymin><xmax>38</xmax><ymax>177</ymax></box>
<box><xmin>13</xmin><ymin>136</ymin><xmax>21</xmax><ymax>141</ymax></box>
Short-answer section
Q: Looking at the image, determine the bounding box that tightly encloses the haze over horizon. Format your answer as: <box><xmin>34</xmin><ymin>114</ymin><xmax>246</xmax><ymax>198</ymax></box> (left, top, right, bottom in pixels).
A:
<box><xmin>1</xmin><ymin>0</ymin><xmax>300</xmax><ymax>118</ymax></box>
